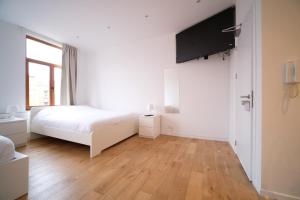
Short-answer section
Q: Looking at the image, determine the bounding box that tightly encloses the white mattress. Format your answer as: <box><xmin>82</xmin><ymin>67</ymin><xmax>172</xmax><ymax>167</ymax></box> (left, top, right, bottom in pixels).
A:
<box><xmin>0</xmin><ymin>135</ymin><xmax>15</xmax><ymax>164</ymax></box>
<box><xmin>31</xmin><ymin>106</ymin><xmax>137</xmax><ymax>135</ymax></box>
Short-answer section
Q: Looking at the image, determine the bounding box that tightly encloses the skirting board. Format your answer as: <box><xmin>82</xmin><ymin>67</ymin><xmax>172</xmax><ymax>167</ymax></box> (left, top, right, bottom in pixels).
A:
<box><xmin>160</xmin><ymin>131</ymin><xmax>228</xmax><ymax>142</ymax></box>
<box><xmin>261</xmin><ymin>189</ymin><xmax>300</xmax><ymax>200</ymax></box>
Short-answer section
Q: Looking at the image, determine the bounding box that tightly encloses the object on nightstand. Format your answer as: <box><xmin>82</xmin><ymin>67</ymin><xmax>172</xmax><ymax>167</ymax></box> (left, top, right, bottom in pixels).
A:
<box><xmin>139</xmin><ymin>115</ymin><xmax>160</xmax><ymax>139</ymax></box>
<box><xmin>0</xmin><ymin>118</ymin><xmax>27</xmax><ymax>147</ymax></box>
<box><xmin>146</xmin><ymin>103</ymin><xmax>154</xmax><ymax>114</ymax></box>
<box><xmin>6</xmin><ymin>105</ymin><xmax>20</xmax><ymax>117</ymax></box>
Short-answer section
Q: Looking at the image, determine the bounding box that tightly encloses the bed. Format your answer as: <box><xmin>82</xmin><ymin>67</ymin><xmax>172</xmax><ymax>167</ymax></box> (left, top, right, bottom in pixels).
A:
<box><xmin>30</xmin><ymin>106</ymin><xmax>138</xmax><ymax>158</ymax></box>
<box><xmin>0</xmin><ymin>135</ymin><xmax>28</xmax><ymax>200</ymax></box>
<box><xmin>0</xmin><ymin>135</ymin><xmax>15</xmax><ymax>164</ymax></box>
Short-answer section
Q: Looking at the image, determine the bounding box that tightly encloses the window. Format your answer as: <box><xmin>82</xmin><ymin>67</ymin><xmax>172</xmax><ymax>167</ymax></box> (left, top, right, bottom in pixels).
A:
<box><xmin>26</xmin><ymin>35</ymin><xmax>62</xmax><ymax>110</ymax></box>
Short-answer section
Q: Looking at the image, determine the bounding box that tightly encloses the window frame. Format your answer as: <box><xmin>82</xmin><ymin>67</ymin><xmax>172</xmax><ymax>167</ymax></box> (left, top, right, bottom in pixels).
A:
<box><xmin>25</xmin><ymin>35</ymin><xmax>62</xmax><ymax>110</ymax></box>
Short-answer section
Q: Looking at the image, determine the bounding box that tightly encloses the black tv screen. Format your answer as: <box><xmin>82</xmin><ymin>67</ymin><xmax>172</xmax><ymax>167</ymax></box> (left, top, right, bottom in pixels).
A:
<box><xmin>176</xmin><ymin>7</ymin><xmax>235</xmax><ymax>63</ymax></box>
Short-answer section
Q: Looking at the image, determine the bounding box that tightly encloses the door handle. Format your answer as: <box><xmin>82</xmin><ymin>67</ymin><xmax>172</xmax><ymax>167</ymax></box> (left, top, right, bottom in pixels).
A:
<box><xmin>241</xmin><ymin>100</ymin><xmax>251</xmax><ymax>111</ymax></box>
<box><xmin>241</xmin><ymin>100</ymin><xmax>250</xmax><ymax>105</ymax></box>
<box><xmin>240</xmin><ymin>94</ymin><xmax>251</xmax><ymax>99</ymax></box>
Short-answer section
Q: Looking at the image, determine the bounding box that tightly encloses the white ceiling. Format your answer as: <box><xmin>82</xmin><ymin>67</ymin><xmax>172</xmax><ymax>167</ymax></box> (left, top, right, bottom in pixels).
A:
<box><xmin>0</xmin><ymin>0</ymin><xmax>234</xmax><ymax>51</ymax></box>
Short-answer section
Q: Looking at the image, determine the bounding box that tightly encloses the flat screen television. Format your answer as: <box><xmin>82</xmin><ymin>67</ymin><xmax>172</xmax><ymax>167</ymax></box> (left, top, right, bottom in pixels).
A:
<box><xmin>176</xmin><ymin>7</ymin><xmax>235</xmax><ymax>63</ymax></box>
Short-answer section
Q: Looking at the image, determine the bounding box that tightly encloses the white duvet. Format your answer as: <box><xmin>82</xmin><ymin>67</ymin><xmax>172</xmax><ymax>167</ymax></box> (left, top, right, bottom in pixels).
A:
<box><xmin>0</xmin><ymin>135</ymin><xmax>15</xmax><ymax>164</ymax></box>
<box><xmin>31</xmin><ymin>106</ymin><xmax>137</xmax><ymax>134</ymax></box>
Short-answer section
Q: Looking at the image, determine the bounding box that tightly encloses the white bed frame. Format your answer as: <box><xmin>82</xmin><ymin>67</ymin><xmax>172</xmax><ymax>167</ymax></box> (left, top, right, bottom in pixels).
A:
<box><xmin>30</xmin><ymin>107</ymin><xmax>138</xmax><ymax>158</ymax></box>
<box><xmin>0</xmin><ymin>152</ymin><xmax>29</xmax><ymax>200</ymax></box>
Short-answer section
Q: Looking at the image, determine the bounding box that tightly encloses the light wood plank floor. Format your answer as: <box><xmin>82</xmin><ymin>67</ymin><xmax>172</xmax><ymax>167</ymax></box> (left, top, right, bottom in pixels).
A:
<box><xmin>17</xmin><ymin>135</ymin><xmax>263</xmax><ymax>200</ymax></box>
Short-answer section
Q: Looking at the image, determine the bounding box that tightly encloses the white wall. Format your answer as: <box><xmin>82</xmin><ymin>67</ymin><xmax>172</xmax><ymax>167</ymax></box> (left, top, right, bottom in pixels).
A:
<box><xmin>77</xmin><ymin>33</ymin><xmax>230</xmax><ymax>140</ymax></box>
<box><xmin>76</xmin><ymin>49</ymin><xmax>88</xmax><ymax>104</ymax></box>
<box><xmin>0</xmin><ymin>20</ymin><xmax>26</xmax><ymax>113</ymax></box>
<box><xmin>235</xmin><ymin>0</ymin><xmax>254</xmax><ymax>25</ymax></box>
<box><xmin>261</xmin><ymin>0</ymin><xmax>300</xmax><ymax>199</ymax></box>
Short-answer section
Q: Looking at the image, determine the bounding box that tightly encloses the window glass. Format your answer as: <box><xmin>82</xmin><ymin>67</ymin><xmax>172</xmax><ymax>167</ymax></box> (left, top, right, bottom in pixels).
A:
<box><xmin>28</xmin><ymin>63</ymin><xmax>50</xmax><ymax>106</ymax></box>
<box><xmin>26</xmin><ymin>36</ymin><xmax>62</xmax><ymax>109</ymax></box>
<box><xmin>26</xmin><ymin>38</ymin><xmax>62</xmax><ymax>65</ymax></box>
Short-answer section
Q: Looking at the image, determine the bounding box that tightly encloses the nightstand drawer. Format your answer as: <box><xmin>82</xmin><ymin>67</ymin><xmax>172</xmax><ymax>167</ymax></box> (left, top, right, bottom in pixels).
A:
<box><xmin>139</xmin><ymin>117</ymin><xmax>154</xmax><ymax>127</ymax></box>
<box><xmin>139</xmin><ymin>127</ymin><xmax>155</xmax><ymax>138</ymax></box>
<box><xmin>0</xmin><ymin>121</ymin><xmax>27</xmax><ymax>135</ymax></box>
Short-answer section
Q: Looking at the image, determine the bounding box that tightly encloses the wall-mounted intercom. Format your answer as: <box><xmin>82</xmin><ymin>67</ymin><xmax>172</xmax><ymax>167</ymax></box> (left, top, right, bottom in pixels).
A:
<box><xmin>283</xmin><ymin>59</ymin><xmax>300</xmax><ymax>99</ymax></box>
<box><xmin>283</xmin><ymin>59</ymin><xmax>300</xmax><ymax>84</ymax></box>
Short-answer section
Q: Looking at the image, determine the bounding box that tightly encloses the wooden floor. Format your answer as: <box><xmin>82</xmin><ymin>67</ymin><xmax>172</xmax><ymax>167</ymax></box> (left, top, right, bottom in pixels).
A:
<box><xmin>17</xmin><ymin>135</ymin><xmax>263</xmax><ymax>200</ymax></box>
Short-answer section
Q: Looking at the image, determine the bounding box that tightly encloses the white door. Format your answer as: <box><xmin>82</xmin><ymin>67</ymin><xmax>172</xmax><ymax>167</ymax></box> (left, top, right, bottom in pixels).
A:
<box><xmin>235</xmin><ymin>6</ymin><xmax>254</xmax><ymax>180</ymax></box>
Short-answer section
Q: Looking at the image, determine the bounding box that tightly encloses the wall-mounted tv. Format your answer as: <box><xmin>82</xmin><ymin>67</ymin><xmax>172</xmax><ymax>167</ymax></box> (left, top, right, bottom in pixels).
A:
<box><xmin>176</xmin><ymin>7</ymin><xmax>235</xmax><ymax>63</ymax></box>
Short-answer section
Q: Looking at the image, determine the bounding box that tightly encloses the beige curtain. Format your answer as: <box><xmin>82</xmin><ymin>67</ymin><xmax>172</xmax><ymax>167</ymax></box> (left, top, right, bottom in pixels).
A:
<box><xmin>61</xmin><ymin>44</ymin><xmax>77</xmax><ymax>105</ymax></box>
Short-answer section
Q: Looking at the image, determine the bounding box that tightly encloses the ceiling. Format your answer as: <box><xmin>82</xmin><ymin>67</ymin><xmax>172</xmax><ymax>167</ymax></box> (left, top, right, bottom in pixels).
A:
<box><xmin>0</xmin><ymin>0</ymin><xmax>234</xmax><ymax>51</ymax></box>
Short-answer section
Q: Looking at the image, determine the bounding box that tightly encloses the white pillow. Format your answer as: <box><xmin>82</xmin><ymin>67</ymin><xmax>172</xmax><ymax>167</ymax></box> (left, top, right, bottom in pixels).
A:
<box><xmin>0</xmin><ymin>135</ymin><xmax>15</xmax><ymax>164</ymax></box>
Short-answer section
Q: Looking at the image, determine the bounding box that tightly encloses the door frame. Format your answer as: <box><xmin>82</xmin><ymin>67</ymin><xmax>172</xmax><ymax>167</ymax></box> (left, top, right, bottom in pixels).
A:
<box><xmin>251</xmin><ymin>0</ymin><xmax>262</xmax><ymax>193</ymax></box>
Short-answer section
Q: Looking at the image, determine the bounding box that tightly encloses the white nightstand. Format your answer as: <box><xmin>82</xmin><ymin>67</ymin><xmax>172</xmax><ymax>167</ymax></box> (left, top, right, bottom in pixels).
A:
<box><xmin>0</xmin><ymin>117</ymin><xmax>27</xmax><ymax>147</ymax></box>
<box><xmin>139</xmin><ymin>115</ymin><xmax>160</xmax><ymax>139</ymax></box>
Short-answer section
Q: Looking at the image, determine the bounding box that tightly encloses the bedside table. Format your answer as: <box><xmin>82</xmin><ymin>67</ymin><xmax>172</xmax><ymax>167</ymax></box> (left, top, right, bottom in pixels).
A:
<box><xmin>0</xmin><ymin>118</ymin><xmax>27</xmax><ymax>147</ymax></box>
<box><xmin>139</xmin><ymin>115</ymin><xmax>160</xmax><ymax>139</ymax></box>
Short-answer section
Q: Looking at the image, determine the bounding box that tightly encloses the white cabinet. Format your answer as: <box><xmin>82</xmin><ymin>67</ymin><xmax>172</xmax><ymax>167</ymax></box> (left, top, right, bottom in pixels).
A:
<box><xmin>0</xmin><ymin>118</ymin><xmax>27</xmax><ymax>147</ymax></box>
<box><xmin>139</xmin><ymin>115</ymin><xmax>160</xmax><ymax>139</ymax></box>
<box><xmin>0</xmin><ymin>152</ymin><xmax>29</xmax><ymax>200</ymax></box>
